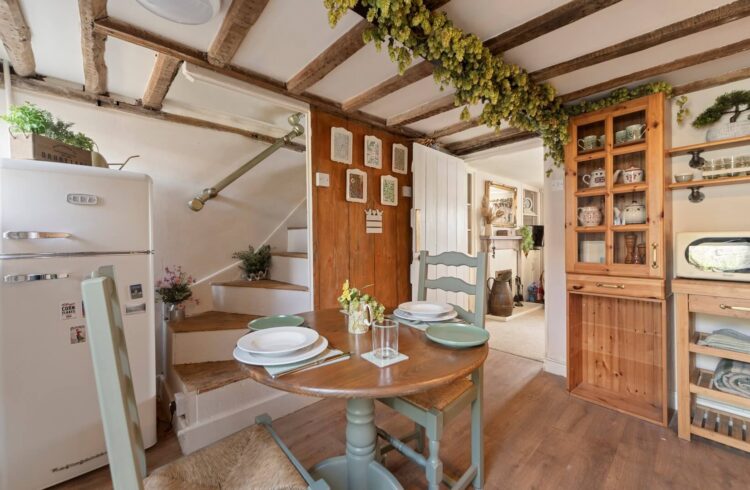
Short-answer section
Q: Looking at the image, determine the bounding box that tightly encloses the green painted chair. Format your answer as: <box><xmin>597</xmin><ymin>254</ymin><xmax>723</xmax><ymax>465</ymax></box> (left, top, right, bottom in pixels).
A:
<box><xmin>81</xmin><ymin>266</ymin><xmax>328</xmax><ymax>490</ymax></box>
<box><xmin>377</xmin><ymin>250</ymin><xmax>488</xmax><ymax>490</ymax></box>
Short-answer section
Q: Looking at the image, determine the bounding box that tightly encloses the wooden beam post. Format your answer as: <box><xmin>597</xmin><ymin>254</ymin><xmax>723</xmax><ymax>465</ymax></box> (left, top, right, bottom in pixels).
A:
<box><xmin>445</xmin><ymin>128</ymin><xmax>535</xmax><ymax>156</ymax></box>
<box><xmin>0</xmin><ymin>0</ymin><xmax>35</xmax><ymax>77</ymax></box>
<box><xmin>78</xmin><ymin>0</ymin><xmax>108</xmax><ymax>94</ymax></box>
<box><xmin>672</xmin><ymin>66</ymin><xmax>750</xmax><ymax>95</ymax></box>
<box><xmin>208</xmin><ymin>0</ymin><xmax>270</xmax><ymax>67</ymax></box>
<box><xmin>142</xmin><ymin>53</ymin><xmax>182</xmax><ymax>110</ymax></box>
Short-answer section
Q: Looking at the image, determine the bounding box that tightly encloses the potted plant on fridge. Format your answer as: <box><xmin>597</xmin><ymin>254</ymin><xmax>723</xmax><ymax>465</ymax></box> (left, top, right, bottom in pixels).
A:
<box><xmin>155</xmin><ymin>266</ymin><xmax>197</xmax><ymax>322</ymax></box>
<box><xmin>232</xmin><ymin>244</ymin><xmax>272</xmax><ymax>281</ymax></box>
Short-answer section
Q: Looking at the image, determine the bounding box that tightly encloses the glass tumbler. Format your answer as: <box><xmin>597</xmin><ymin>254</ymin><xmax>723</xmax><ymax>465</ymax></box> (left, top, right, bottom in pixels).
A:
<box><xmin>372</xmin><ymin>319</ymin><xmax>399</xmax><ymax>359</ymax></box>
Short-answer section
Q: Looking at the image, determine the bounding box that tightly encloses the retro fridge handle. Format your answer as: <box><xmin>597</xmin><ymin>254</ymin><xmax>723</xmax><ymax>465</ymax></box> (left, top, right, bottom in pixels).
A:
<box><xmin>3</xmin><ymin>231</ymin><xmax>72</xmax><ymax>239</ymax></box>
<box><xmin>4</xmin><ymin>273</ymin><xmax>70</xmax><ymax>283</ymax></box>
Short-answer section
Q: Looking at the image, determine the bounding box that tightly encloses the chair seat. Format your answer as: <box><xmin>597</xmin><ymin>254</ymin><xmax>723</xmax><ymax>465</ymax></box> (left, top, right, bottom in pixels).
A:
<box><xmin>401</xmin><ymin>378</ymin><xmax>474</xmax><ymax>411</ymax></box>
<box><xmin>144</xmin><ymin>425</ymin><xmax>307</xmax><ymax>490</ymax></box>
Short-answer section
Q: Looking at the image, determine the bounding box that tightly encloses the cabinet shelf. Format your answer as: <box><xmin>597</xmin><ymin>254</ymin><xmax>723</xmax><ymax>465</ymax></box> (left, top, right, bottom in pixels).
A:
<box><xmin>612</xmin><ymin>224</ymin><xmax>648</xmax><ymax>232</ymax></box>
<box><xmin>575</xmin><ymin>187</ymin><xmax>607</xmax><ymax>197</ymax></box>
<box><xmin>690</xmin><ymin>332</ymin><xmax>750</xmax><ymax>364</ymax></box>
<box><xmin>668</xmin><ymin>174</ymin><xmax>750</xmax><ymax>190</ymax></box>
<box><xmin>667</xmin><ymin>134</ymin><xmax>750</xmax><ymax>156</ymax></box>
<box><xmin>575</xmin><ymin>225</ymin><xmax>606</xmax><ymax>233</ymax></box>
<box><xmin>575</xmin><ymin>150</ymin><xmax>606</xmax><ymax>162</ymax></box>
<box><xmin>612</xmin><ymin>183</ymin><xmax>648</xmax><ymax>194</ymax></box>
<box><xmin>690</xmin><ymin>368</ymin><xmax>750</xmax><ymax>411</ymax></box>
<box><xmin>691</xmin><ymin>404</ymin><xmax>750</xmax><ymax>452</ymax></box>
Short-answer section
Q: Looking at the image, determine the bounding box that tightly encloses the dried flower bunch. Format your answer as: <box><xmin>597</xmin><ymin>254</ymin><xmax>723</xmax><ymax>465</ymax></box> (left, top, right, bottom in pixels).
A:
<box><xmin>155</xmin><ymin>266</ymin><xmax>197</xmax><ymax>307</ymax></box>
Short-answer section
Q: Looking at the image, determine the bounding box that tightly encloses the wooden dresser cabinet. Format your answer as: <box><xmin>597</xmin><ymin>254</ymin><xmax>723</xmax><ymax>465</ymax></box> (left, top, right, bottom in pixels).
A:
<box><xmin>565</xmin><ymin>94</ymin><xmax>670</xmax><ymax>426</ymax></box>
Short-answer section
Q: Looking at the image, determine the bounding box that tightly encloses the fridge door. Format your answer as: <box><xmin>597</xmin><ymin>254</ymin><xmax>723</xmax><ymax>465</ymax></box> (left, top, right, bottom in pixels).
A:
<box><xmin>0</xmin><ymin>254</ymin><xmax>156</xmax><ymax>490</ymax></box>
<box><xmin>0</xmin><ymin>159</ymin><xmax>152</xmax><ymax>255</ymax></box>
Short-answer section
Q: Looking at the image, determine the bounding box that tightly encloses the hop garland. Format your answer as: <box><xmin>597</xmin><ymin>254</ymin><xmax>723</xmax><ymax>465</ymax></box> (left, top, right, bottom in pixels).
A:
<box><xmin>323</xmin><ymin>0</ymin><xmax>673</xmax><ymax>166</ymax></box>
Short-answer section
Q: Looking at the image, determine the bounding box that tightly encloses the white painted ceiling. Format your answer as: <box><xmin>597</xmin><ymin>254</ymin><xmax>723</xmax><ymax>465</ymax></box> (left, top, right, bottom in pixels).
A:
<box><xmin>8</xmin><ymin>0</ymin><xmax>750</xmax><ymax>150</ymax></box>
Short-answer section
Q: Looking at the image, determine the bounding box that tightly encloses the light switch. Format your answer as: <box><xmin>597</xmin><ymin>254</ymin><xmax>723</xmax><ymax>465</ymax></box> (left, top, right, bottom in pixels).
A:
<box><xmin>316</xmin><ymin>172</ymin><xmax>330</xmax><ymax>187</ymax></box>
<box><xmin>402</xmin><ymin>186</ymin><xmax>412</xmax><ymax>197</ymax></box>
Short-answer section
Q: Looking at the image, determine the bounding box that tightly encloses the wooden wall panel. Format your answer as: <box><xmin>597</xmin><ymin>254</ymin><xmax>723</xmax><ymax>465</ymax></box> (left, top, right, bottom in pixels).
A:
<box><xmin>311</xmin><ymin>109</ymin><xmax>413</xmax><ymax>310</ymax></box>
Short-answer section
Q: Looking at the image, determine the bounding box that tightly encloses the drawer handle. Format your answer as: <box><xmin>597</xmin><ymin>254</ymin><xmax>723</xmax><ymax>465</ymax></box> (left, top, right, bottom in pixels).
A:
<box><xmin>720</xmin><ymin>304</ymin><xmax>750</xmax><ymax>313</ymax></box>
<box><xmin>572</xmin><ymin>285</ymin><xmax>584</xmax><ymax>290</ymax></box>
<box><xmin>596</xmin><ymin>283</ymin><xmax>625</xmax><ymax>289</ymax></box>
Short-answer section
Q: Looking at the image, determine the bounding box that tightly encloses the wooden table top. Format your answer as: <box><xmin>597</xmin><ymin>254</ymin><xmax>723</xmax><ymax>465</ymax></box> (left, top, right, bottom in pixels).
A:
<box><xmin>239</xmin><ymin>308</ymin><xmax>488</xmax><ymax>399</ymax></box>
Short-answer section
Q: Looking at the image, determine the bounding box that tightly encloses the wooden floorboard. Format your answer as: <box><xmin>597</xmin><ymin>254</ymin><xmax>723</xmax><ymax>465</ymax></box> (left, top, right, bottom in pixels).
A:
<box><xmin>53</xmin><ymin>349</ymin><xmax>750</xmax><ymax>489</ymax></box>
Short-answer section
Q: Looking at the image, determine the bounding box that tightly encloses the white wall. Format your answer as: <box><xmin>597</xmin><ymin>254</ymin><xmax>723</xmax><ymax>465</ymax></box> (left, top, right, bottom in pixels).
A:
<box><xmin>0</xmin><ymin>88</ymin><xmax>308</xmax><ymax>314</ymax></box>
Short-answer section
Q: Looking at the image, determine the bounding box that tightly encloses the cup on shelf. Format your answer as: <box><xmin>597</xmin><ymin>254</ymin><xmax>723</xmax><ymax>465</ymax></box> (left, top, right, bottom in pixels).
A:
<box><xmin>578</xmin><ymin>135</ymin><xmax>599</xmax><ymax>151</ymax></box>
<box><xmin>737</xmin><ymin>155</ymin><xmax>750</xmax><ymax>176</ymax></box>
<box><xmin>371</xmin><ymin>319</ymin><xmax>399</xmax><ymax>360</ymax></box>
<box><xmin>625</xmin><ymin>124</ymin><xmax>646</xmax><ymax>141</ymax></box>
<box><xmin>615</xmin><ymin>130</ymin><xmax>627</xmax><ymax>145</ymax></box>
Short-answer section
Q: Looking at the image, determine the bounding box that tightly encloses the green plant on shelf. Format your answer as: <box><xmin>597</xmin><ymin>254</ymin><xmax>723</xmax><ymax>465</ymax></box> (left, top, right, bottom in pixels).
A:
<box><xmin>1</xmin><ymin>102</ymin><xmax>95</xmax><ymax>150</ymax></box>
<box><xmin>232</xmin><ymin>244</ymin><xmax>272</xmax><ymax>279</ymax></box>
<box><xmin>693</xmin><ymin>90</ymin><xmax>750</xmax><ymax>128</ymax></box>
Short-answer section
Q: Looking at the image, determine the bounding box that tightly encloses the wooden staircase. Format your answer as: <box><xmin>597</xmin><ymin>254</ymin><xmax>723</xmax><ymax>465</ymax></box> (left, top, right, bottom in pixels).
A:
<box><xmin>166</xmin><ymin>227</ymin><xmax>316</xmax><ymax>454</ymax></box>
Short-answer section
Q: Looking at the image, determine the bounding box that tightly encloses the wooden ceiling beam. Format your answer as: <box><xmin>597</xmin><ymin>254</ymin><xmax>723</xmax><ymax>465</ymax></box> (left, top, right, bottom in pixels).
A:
<box><xmin>0</xmin><ymin>0</ymin><xmax>35</xmax><ymax>77</ymax></box>
<box><xmin>672</xmin><ymin>66</ymin><xmax>750</xmax><ymax>96</ymax></box>
<box><xmin>78</xmin><ymin>0</ymin><xmax>108</xmax><ymax>94</ymax></box>
<box><xmin>429</xmin><ymin>117</ymin><xmax>481</xmax><ymax>139</ymax></box>
<box><xmin>142</xmin><ymin>53</ymin><xmax>181</xmax><ymax>110</ymax></box>
<box><xmin>446</xmin><ymin>128</ymin><xmax>536</xmax><ymax>156</ymax></box>
<box><xmin>560</xmin><ymin>37</ymin><xmax>750</xmax><ymax>103</ymax></box>
<box><xmin>341</xmin><ymin>60</ymin><xmax>434</xmax><ymax>112</ymax></box>
<box><xmin>2</xmin><ymin>74</ymin><xmax>305</xmax><ymax>152</ymax></box>
<box><xmin>533</xmin><ymin>0</ymin><xmax>750</xmax><ymax>81</ymax></box>
<box><xmin>93</xmin><ymin>17</ymin><xmax>423</xmax><ymax>138</ymax></box>
<box><xmin>208</xmin><ymin>0</ymin><xmax>270</xmax><ymax>67</ymax></box>
<box><xmin>387</xmin><ymin>93</ymin><xmax>456</xmax><ymax>127</ymax></box>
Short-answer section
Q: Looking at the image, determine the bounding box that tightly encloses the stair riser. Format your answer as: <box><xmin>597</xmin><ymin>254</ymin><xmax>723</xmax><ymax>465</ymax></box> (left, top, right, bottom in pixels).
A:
<box><xmin>212</xmin><ymin>285</ymin><xmax>310</xmax><ymax>315</ymax></box>
<box><xmin>171</xmin><ymin>329</ymin><xmax>245</xmax><ymax>364</ymax></box>
<box><xmin>286</xmin><ymin>228</ymin><xmax>308</xmax><ymax>254</ymax></box>
<box><xmin>270</xmin><ymin>256</ymin><xmax>309</xmax><ymax>287</ymax></box>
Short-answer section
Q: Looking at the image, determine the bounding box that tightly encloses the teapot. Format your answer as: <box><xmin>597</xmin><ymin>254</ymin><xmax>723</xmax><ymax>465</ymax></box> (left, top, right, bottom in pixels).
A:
<box><xmin>613</xmin><ymin>166</ymin><xmax>644</xmax><ymax>184</ymax></box>
<box><xmin>621</xmin><ymin>200</ymin><xmax>646</xmax><ymax>224</ymax></box>
<box><xmin>581</xmin><ymin>167</ymin><xmax>606</xmax><ymax>188</ymax></box>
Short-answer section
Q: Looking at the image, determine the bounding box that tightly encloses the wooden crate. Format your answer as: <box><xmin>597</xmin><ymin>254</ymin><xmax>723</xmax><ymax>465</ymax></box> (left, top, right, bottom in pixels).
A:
<box><xmin>10</xmin><ymin>133</ymin><xmax>92</xmax><ymax>166</ymax></box>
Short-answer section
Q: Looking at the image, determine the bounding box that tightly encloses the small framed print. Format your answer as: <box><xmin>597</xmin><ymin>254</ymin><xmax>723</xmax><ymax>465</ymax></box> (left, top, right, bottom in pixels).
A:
<box><xmin>364</xmin><ymin>135</ymin><xmax>382</xmax><ymax>169</ymax></box>
<box><xmin>381</xmin><ymin>175</ymin><xmax>398</xmax><ymax>206</ymax></box>
<box><xmin>392</xmin><ymin>143</ymin><xmax>408</xmax><ymax>174</ymax></box>
<box><xmin>331</xmin><ymin>127</ymin><xmax>353</xmax><ymax>164</ymax></box>
<box><xmin>346</xmin><ymin>169</ymin><xmax>367</xmax><ymax>203</ymax></box>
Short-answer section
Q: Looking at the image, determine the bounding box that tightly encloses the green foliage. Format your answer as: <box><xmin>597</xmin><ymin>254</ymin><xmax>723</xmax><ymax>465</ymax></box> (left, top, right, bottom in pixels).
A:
<box><xmin>693</xmin><ymin>90</ymin><xmax>750</xmax><ymax>128</ymax></box>
<box><xmin>338</xmin><ymin>280</ymin><xmax>386</xmax><ymax>322</ymax></box>
<box><xmin>322</xmin><ymin>0</ymin><xmax>673</xmax><ymax>167</ymax></box>
<box><xmin>675</xmin><ymin>95</ymin><xmax>690</xmax><ymax>126</ymax></box>
<box><xmin>1</xmin><ymin>102</ymin><xmax>95</xmax><ymax>151</ymax></box>
<box><xmin>519</xmin><ymin>226</ymin><xmax>534</xmax><ymax>257</ymax></box>
<box><xmin>232</xmin><ymin>244</ymin><xmax>272</xmax><ymax>275</ymax></box>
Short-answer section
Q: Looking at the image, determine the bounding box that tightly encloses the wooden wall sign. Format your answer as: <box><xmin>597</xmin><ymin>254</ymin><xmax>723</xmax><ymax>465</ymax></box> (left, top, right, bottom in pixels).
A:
<box><xmin>365</xmin><ymin>209</ymin><xmax>383</xmax><ymax>234</ymax></box>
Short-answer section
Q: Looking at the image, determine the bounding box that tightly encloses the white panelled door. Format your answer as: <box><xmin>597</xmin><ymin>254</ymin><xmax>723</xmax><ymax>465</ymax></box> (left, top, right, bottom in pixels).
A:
<box><xmin>411</xmin><ymin>144</ymin><xmax>469</xmax><ymax>308</ymax></box>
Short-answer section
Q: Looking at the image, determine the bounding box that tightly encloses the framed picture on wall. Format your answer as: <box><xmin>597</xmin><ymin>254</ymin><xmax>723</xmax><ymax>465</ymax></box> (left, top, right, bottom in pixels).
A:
<box><xmin>364</xmin><ymin>135</ymin><xmax>382</xmax><ymax>169</ymax></box>
<box><xmin>392</xmin><ymin>143</ymin><xmax>408</xmax><ymax>174</ymax></box>
<box><xmin>380</xmin><ymin>175</ymin><xmax>398</xmax><ymax>206</ymax></box>
<box><xmin>346</xmin><ymin>169</ymin><xmax>367</xmax><ymax>203</ymax></box>
<box><xmin>331</xmin><ymin>127</ymin><xmax>353</xmax><ymax>164</ymax></box>
<box><xmin>485</xmin><ymin>181</ymin><xmax>517</xmax><ymax>228</ymax></box>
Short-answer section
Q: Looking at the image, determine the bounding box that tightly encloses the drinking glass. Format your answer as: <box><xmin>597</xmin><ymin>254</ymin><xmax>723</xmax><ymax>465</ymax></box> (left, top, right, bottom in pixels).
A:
<box><xmin>372</xmin><ymin>319</ymin><xmax>399</xmax><ymax>359</ymax></box>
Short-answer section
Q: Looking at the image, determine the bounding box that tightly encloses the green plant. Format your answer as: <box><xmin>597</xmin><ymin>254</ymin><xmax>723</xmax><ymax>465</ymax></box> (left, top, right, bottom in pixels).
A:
<box><xmin>232</xmin><ymin>244</ymin><xmax>272</xmax><ymax>276</ymax></box>
<box><xmin>675</xmin><ymin>95</ymin><xmax>690</xmax><ymax>126</ymax></box>
<box><xmin>338</xmin><ymin>280</ymin><xmax>386</xmax><ymax>322</ymax></box>
<box><xmin>155</xmin><ymin>266</ymin><xmax>197</xmax><ymax>306</ymax></box>
<box><xmin>693</xmin><ymin>90</ymin><xmax>750</xmax><ymax>128</ymax></box>
<box><xmin>519</xmin><ymin>226</ymin><xmax>534</xmax><ymax>257</ymax></box>
<box><xmin>322</xmin><ymin>1</ymin><xmax>673</xmax><ymax>167</ymax></box>
<box><xmin>1</xmin><ymin>102</ymin><xmax>95</xmax><ymax>151</ymax></box>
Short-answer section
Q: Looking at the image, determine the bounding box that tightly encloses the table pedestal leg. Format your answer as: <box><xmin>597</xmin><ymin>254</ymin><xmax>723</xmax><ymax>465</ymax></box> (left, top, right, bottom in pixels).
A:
<box><xmin>310</xmin><ymin>398</ymin><xmax>402</xmax><ymax>490</ymax></box>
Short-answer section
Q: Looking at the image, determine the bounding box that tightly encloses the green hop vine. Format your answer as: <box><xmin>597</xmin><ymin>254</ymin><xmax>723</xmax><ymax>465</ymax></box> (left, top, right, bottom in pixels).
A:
<box><xmin>323</xmin><ymin>0</ymin><xmax>673</xmax><ymax>166</ymax></box>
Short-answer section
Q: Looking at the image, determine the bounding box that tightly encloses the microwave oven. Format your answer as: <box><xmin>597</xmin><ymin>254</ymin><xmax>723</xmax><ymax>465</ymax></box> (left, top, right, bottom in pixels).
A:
<box><xmin>675</xmin><ymin>232</ymin><xmax>750</xmax><ymax>282</ymax></box>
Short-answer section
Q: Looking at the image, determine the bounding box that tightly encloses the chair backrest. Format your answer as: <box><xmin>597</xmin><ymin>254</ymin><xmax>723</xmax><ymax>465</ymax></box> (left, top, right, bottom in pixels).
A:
<box><xmin>417</xmin><ymin>250</ymin><xmax>488</xmax><ymax>328</ymax></box>
<box><xmin>81</xmin><ymin>266</ymin><xmax>146</xmax><ymax>490</ymax></box>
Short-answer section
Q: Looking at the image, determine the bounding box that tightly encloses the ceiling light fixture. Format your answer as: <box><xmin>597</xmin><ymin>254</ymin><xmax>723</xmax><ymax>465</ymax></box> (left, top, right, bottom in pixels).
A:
<box><xmin>136</xmin><ymin>0</ymin><xmax>220</xmax><ymax>25</ymax></box>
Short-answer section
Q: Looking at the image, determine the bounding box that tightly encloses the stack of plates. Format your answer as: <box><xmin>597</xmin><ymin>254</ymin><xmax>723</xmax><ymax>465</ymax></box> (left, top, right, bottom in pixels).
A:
<box><xmin>233</xmin><ymin>326</ymin><xmax>328</xmax><ymax>366</ymax></box>
<box><xmin>393</xmin><ymin>301</ymin><xmax>457</xmax><ymax>323</ymax></box>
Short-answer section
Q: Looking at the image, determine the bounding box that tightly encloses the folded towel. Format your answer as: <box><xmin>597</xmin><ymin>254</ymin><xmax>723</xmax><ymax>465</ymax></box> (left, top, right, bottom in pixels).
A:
<box><xmin>713</xmin><ymin>359</ymin><xmax>750</xmax><ymax>398</ymax></box>
<box><xmin>698</xmin><ymin>329</ymin><xmax>750</xmax><ymax>354</ymax></box>
<box><xmin>264</xmin><ymin>349</ymin><xmax>343</xmax><ymax>378</ymax></box>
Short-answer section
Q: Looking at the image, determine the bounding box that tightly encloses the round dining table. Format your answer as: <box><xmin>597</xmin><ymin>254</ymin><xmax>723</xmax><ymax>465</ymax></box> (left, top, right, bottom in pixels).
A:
<box><xmin>239</xmin><ymin>308</ymin><xmax>488</xmax><ymax>490</ymax></box>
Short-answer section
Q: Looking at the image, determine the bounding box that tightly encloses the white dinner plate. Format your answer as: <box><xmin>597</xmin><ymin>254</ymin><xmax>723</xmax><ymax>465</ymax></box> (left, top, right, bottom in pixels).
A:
<box><xmin>398</xmin><ymin>301</ymin><xmax>453</xmax><ymax>316</ymax></box>
<box><xmin>233</xmin><ymin>337</ymin><xmax>329</xmax><ymax>366</ymax></box>
<box><xmin>237</xmin><ymin>327</ymin><xmax>319</xmax><ymax>356</ymax></box>
<box><xmin>394</xmin><ymin>308</ymin><xmax>458</xmax><ymax>322</ymax></box>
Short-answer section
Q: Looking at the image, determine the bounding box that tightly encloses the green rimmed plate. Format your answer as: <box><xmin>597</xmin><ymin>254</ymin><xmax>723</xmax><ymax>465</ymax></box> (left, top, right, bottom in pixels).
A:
<box><xmin>248</xmin><ymin>315</ymin><xmax>305</xmax><ymax>330</ymax></box>
<box><xmin>425</xmin><ymin>324</ymin><xmax>489</xmax><ymax>348</ymax></box>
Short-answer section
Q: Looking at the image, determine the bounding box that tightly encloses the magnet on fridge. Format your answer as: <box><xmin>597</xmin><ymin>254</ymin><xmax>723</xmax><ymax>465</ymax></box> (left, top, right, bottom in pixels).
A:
<box><xmin>129</xmin><ymin>283</ymin><xmax>143</xmax><ymax>300</ymax></box>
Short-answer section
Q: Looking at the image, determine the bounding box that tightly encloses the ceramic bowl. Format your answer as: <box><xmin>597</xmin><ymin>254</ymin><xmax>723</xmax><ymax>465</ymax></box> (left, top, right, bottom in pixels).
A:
<box><xmin>674</xmin><ymin>173</ymin><xmax>694</xmax><ymax>183</ymax></box>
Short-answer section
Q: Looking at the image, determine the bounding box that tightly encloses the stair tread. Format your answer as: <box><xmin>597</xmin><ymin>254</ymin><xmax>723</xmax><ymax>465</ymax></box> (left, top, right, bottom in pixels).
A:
<box><xmin>212</xmin><ymin>279</ymin><xmax>309</xmax><ymax>291</ymax></box>
<box><xmin>170</xmin><ymin>311</ymin><xmax>260</xmax><ymax>333</ymax></box>
<box><xmin>272</xmin><ymin>251</ymin><xmax>308</xmax><ymax>259</ymax></box>
<box><xmin>287</xmin><ymin>226</ymin><xmax>307</xmax><ymax>230</ymax></box>
<box><xmin>174</xmin><ymin>361</ymin><xmax>250</xmax><ymax>394</ymax></box>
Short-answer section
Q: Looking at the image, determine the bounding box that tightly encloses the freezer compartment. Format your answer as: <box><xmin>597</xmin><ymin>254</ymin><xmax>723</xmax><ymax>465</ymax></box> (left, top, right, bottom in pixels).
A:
<box><xmin>0</xmin><ymin>254</ymin><xmax>156</xmax><ymax>490</ymax></box>
<box><xmin>0</xmin><ymin>159</ymin><xmax>152</xmax><ymax>255</ymax></box>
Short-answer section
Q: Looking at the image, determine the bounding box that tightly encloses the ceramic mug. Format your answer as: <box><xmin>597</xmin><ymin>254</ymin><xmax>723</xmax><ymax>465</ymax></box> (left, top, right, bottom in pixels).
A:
<box><xmin>578</xmin><ymin>135</ymin><xmax>598</xmax><ymax>151</ymax></box>
<box><xmin>615</xmin><ymin>130</ymin><xmax>627</xmax><ymax>144</ymax></box>
<box><xmin>581</xmin><ymin>168</ymin><xmax>606</xmax><ymax>188</ymax></box>
<box><xmin>626</xmin><ymin>124</ymin><xmax>646</xmax><ymax>141</ymax></box>
<box><xmin>577</xmin><ymin>206</ymin><xmax>602</xmax><ymax>227</ymax></box>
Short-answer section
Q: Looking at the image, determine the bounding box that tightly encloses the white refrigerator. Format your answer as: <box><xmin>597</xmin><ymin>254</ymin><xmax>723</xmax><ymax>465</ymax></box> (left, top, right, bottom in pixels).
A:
<box><xmin>0</xmin><ymin>159</ymin><xmax>156</xmax><ymax>489</ymax></box>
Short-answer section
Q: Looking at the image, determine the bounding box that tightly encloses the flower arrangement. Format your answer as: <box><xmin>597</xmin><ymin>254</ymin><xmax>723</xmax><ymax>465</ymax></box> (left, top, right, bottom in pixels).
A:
<box><xmin>323</xmin><ymin>1</ymin><xmax>673</xmax><ymax>167</ymax></box>
<box><xmin>232</xmin><ymin>244</ymin><xmax>272</xmax><ymax>281</ymax></box>
<box><xmin>1</xmin><ymin>102</ymin><xmax>96</xmax><ymax>150</ymax></box>
<box><xmin>155</xmin><ymin>266</ymin><xmax>197</xmax><ymax>308</ymax></box>
<box><xmin>338</xmin><ymin>280</ymin><xmax>386</xmax><ymax>324</ymax></box>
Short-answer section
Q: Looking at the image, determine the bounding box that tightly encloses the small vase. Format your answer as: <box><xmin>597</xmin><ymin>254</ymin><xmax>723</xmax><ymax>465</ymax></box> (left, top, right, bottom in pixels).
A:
<box><xmin>167</xmin><ymin>303</ymin><xmax>185</xmax><ymax>322</ymax></box>
<box><xmin>242</xmin><ymin>269</ymin><xmax>268</xmax><ymax>281</ymax></box>
<box><xmin>347</xmin><ymin>302</ymin><xmax>373</xmax><ymax>335</ymax></box>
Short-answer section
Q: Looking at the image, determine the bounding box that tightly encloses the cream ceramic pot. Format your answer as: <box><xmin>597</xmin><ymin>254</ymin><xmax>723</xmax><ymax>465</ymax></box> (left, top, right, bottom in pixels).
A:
<box><xmin>614</xmin><ymin>166</ymin><xmax>644</xmax><ymax>184</ymax></box>
<box><xmin>577</xmin><ymin>206</ymin><xmax>603</xmax><ymax>227</ymax></box>
<box><xmin>581</xmin><ymin>168</ymin><xmax>606</xmax><ymax>188</ymax></box>
<box><xmin>622</xmin><ymin>200</ymin><xmax>646</xmax><ymax>224</ymax></box>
